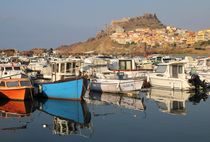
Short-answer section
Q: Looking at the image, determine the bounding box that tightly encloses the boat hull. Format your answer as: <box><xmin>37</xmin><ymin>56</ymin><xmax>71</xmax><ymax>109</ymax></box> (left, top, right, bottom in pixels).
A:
<box><xmin>90</xmin><ymin>79</ymin><xmax>143</xmax><ymax>93</ymax></box>
<box><xmin>0</xmin><ymin>88</ymin><xmax>32</xmax><ymax>100</ymax></box>
<box><xmin>149</xmin><ymin>77</ymin><xmax>191</xmax><ymax>90</ymax></box>
<box><xmin>39</xmin><ymin>78</ymin><xmax>85</xmax><ymax>100</ymax></box>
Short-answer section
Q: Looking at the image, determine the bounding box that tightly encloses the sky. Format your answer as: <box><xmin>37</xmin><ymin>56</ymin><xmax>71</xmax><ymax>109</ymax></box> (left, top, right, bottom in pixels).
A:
<box><xmin>0</xmin><ymin>0</ymin><xmax>210</xmax><ymax>50</ymax></box>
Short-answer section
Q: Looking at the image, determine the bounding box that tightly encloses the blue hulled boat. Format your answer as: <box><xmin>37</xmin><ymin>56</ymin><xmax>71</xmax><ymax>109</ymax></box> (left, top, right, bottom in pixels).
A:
<box><xmin>37</xmin><ymin>77</ymin><xmax>87</xmax><ymax>100</ymax></box>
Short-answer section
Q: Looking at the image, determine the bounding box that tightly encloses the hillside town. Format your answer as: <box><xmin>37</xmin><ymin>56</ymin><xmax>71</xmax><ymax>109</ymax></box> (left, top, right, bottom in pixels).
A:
<box><xmin>110</xmin><ymin>24</ymin><xmax>210</xmax><ymax>48</ymax></box>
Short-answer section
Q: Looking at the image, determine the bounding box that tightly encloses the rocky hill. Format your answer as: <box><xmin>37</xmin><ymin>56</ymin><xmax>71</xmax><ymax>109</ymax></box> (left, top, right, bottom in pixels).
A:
<box><xmin>110</xmin><ymin>13</ymin><xmax>164</xmax><ymax>31</ymax></box>
<box><xmin>56</xmin><ymin>13</ymin><xmax>165</xmax><ymax>55</ymax></box>
<box><xmin>55</xmin><ymin>13</ymin><xmax>210</xmax><ymax>56</ymax></box>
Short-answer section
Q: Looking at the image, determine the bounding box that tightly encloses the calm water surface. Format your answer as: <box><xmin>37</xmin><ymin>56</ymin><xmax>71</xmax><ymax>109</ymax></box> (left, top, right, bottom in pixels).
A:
<box><xmin>0</xmin><ymin>88</ymin><xmax>210</xmax><ymax>142</ymax></box>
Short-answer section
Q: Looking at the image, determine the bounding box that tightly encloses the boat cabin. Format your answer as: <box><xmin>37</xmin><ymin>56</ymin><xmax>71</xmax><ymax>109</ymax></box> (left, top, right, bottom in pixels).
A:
<box><xmin>108</xmin><ymin>58</ymin><xmax>137</xmax><ymax>71</ymax></box>
<box><xmin>0</xmin><ymin>64</ymin><xmax>24</xmax><ymax>78</ymax></box>
<box><xmin>149</xmin><ymin>55</ymin><xmax>176</xmax><ymax>65</ymax></box>
<box><xmin>196</xmin><ymin>57</ymin><xmax>210</xmax><ymax>71</ymax></box>
<box><xmin>51</xmin><ymin>59</ymin><xmax>83</xmax><ymax>81</ymax></box>
<box><xmin>0</xmin><ymin>78</ymin><xmax>32</xmax><ymax>88</ymax></box>
<box><xmin>154</xmin><ymin>62</ymin><xmax>186</xmax><ymax>79</ymax></box>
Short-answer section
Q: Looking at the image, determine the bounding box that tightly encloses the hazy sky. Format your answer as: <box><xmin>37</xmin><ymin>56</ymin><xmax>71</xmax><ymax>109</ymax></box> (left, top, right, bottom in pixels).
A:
<box><xmin>0</xmin><ymin>0</ymin><xmax>210</xmax><ymax>50</ymax></box>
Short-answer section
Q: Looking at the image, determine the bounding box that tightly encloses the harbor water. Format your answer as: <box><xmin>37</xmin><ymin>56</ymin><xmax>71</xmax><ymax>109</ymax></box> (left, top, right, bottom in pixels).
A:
<box><xmin>0</xmin><ymin>89</ymin><xmax>210</xmax><ymax>142</ymax></box>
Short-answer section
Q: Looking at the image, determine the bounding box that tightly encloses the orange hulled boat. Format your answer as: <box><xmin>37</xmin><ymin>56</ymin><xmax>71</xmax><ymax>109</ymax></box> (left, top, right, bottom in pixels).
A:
<box><xmin>0</xmin><ymin>78</ymin><xmax>33</xmax><ymax>100</ymax></box>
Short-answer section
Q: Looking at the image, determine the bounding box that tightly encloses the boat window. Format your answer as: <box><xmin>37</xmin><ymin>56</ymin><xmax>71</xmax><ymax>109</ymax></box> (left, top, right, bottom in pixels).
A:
<box><xmin>119</xmin><ymin>61</ymin><xmax>126</xmax><ymax>70</ymax></box>
<box><xmin>163</xmin><ymin>58</ymin><xmax>171</xmax><ymax>63</ymax></box>
<box><xmin>172</xmin><ymin>65</ymin><xmax>178</xmax><ymax>78</ymax></box>
<box><xmin>178</xmin><ymin>65</ymin><xmax>183</xmax><ymax>74</ymax></box>
<box><xmin>206</xmin><ymin>59</ymin><xmax>210</xmax><ymax>66</ymax></box>
<box><xmin>197</xmin><ymin>60</ymin><xmax>204</xmax><ymax>66</ymax></box>
<box><xmin>61</xmin><ymin>63</ymin><xmax>65</xmax><ymax>73</ymax></box>
<box><xmin>66</xmin><ymin>63</ymin><xmax>71</xmax><ymax>73</ymax></box>
<box><xmin>6</xmin><ymin>81</ymin><xmax>19</xmax><ymax>87</ymax></box>
<box><xmin>72</xmin><ymin>62</ymin><xmax>76</xmax><ymax>73</ymax></box>
<box><xmin>157</xmin><ymin>57</ymin><xmax>162</xmax><ymax>62</ymax></box>
<box><xmin>119</xmin><ymin>60</ymin><xmax>132</xmax><ymax>70</ymax></box>
<box><xmin>52</xmin><ymin>63</ymin><xmax>57</xmax><ymax>72</ymax></box>
<box><xmin>155</xmin><ymin>65</ymin><xmax>167</xmax><ymax>73</ymax></box>
<box><xmin>20</xmin><ymin>81</ymin><xmax>31</xmax><ymax>87</ymax></box>
<box><xmin>0</xmin><ymin>81</ymin><xmax>5</xmax><ymax>87</ymax></box>
<box><xmin>0</xmin><ymin>67</ymin><xmax>4</xmax><ymax>71</ymax></box>
<box><xmin>14</xmin><ymin>67</ymin><xmax>21</xmax><ymax>70</ymax></box>
<box><xmin>56</xmin><ymin>63</ymin><xmax>59</xmax><ymax>73</ymax></box>
<box><xmin>126</xmin><ymin>61</ymin><xmax>132</xmax><ymax>70</ymax></box>
<box><xmin>5</xmin><ymin>67</ymin><xmax>13</xmax><ymax>71</ymax></box>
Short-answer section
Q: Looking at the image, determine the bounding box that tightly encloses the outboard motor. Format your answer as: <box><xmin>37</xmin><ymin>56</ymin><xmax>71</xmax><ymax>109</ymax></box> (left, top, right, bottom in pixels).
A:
<box><xmin>188</xmin><ymin>74</ymin><xmax>207</xmax><ymax>92</ymax></box>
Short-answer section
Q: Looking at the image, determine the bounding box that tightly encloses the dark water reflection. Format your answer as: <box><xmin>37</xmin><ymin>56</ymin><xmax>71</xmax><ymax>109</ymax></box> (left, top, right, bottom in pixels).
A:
<box><xmin>0</xmin><ymin>89</ymin><xmax>210</xmax><ymax>142</ymax></box>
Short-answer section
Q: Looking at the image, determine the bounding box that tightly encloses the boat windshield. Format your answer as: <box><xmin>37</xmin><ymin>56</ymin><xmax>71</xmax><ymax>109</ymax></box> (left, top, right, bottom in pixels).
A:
<box><xmin>20</xmin><ymin>81</ymin><xmax>31</xmax><ymax>87</ymax></box>
<box><xmin>155</xmin><ymin>65</ymin><xmax>167</xmax><ymax>73</ymax></box>
<box><xmin>14</xmin><ymin>67</ymin><xmax>21</xmax><ymax>70</ymax></box>
<box><xmin>5</xmin><ymin>67</ymin><xmax>13</xmax><ymax>71</ymax></box>
<box><xmin>6</xmin><ymin>81</ymin><xmax>19</xmax><ymax>87</ymax></box>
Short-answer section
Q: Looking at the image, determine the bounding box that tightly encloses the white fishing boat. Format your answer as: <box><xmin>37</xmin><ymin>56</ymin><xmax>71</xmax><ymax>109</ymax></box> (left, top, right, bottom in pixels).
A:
<box><xmin>90</xmin><ymin>77</ymin><xmax>144</xmax><ymax>93</ymax></box>
<box><xmin>89</xmin><ymin>57</ymin><xmax>146</xmax><ymax>93</ymax></box>
<box><xmin>0</xmin><ymin>63</ymin><xmax>27</xmax><ymax>79</ymax></box>
<box><xmin>148</xmin><ymin>61</ymin><xmax>191</xmax><ymax>90</ymax></box>
<box><xmin>26</xmin><ymin>57</ymin><xmax>51</xmax><ymax>79</ymax></box>
<box><xmin>94</xmin><ymin>58</ymin><xmax>151</xmax><ymax>80</ymax></box>
<box><xmin>192</xmin><ymin>57</ymin><xmax>210</xmax><ymax>84</ymax></box>
<box><xmin>27</xmin><ymin>57</ymin><xmax>48</xmax><ymax>71</ymax></box>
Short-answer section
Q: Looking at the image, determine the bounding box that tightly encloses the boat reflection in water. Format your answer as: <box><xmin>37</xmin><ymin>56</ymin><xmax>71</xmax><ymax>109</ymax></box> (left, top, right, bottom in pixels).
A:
<box><xmin>147</xmin><ymin>88</ymin><xmax>192</xmax><ymax>115</ymax></box>
<box><xmin>86</xmin><ymin>91</ymin><xmax>146</xmax><ymax>111</ymax></box>
<box><xmin>188</xmin><ymin>89</ymin><xmax>209</xmax><ymax>105</ymax></box>
<box><xmin>0</xmin><ymin>99</ymin><xmax>36</xmax><ymax>131</ymax></box>
<box><xmin>0</xmin><ymin>100</ymin><xmax>35</xmax><ymax>118</ymax></box>
<box><xmin>39</xmin><ymin>99</ymin><xmax>92</xmax><ymax>137</ymax></box>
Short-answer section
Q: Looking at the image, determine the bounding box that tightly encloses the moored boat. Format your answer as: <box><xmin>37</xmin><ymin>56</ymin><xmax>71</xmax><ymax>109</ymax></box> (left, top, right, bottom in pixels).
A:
<box><xmin>149</xmin><ymin>61</ymin><xmax>191</xmax><ymax>90</ymax></box>
<box><xmin>36</xmin><ymin>77</ymin><xmax>87</xmax><ymax>100</ymax></box>
<box><xmin>90</xmin><ymin>78</ymin><xmax>143</xmax><ymax>93</ymax></box>
<box><xmin>0</xmin><ymin>78</ymin><xmax>33</xmax><ymax>100</ymax></box>
<box><xmin>192</xmin><ymin>57</ymin><xmax>210</xmax><ymax>84</ymax></box>
<box><xmin>0</xmin><ymin>63</ymin><xmax>27</xmax><ymax>79</ymax></box>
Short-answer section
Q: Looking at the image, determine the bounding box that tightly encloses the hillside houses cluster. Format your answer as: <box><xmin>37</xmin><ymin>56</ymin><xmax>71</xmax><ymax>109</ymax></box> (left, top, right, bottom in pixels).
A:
<box><xmin>110</xmin><ymin>26</ymin><xmax>210</xmax><ymax>47</ymax></box>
